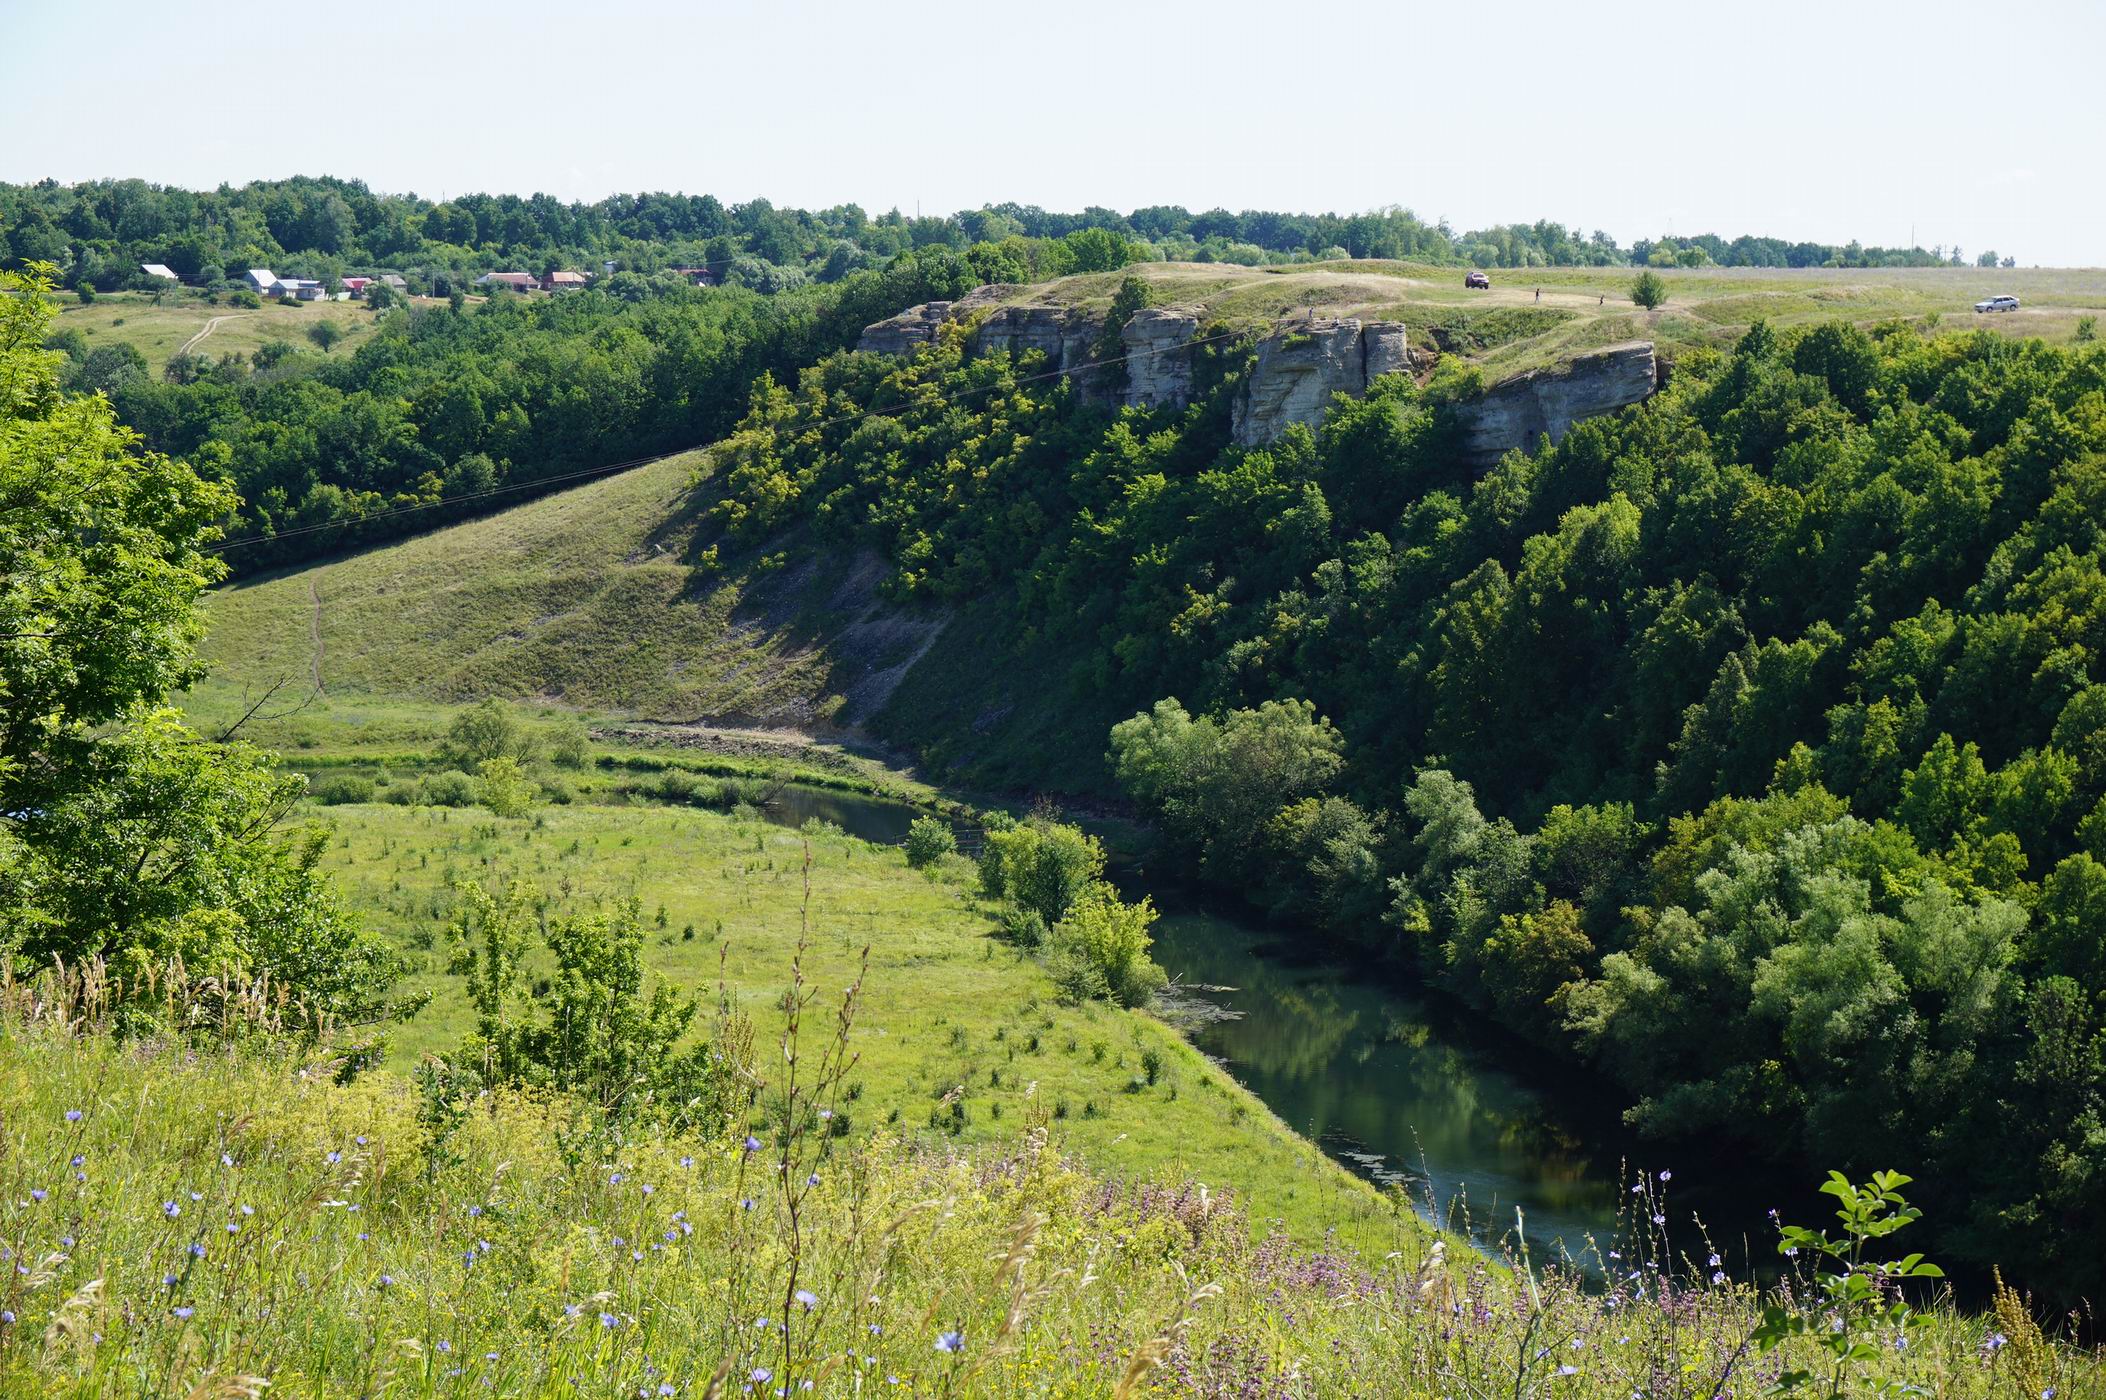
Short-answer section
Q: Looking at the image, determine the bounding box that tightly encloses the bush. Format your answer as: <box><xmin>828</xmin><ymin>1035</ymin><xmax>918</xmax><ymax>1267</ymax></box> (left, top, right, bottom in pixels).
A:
<box><xmin>440</xmin><ymin>698</ymin><xmax>536</xmax><ymax>768</ymax></box>
<box><xmin>477</xmin><ymin>757</ymin><xmax>535</xmax><ymax>818</ymax></box>
<box><xmin>421</xmin><ymin>770</ymin><xmax>478</xmax><ymax>807</ymax></box>
<box><xmin>978</xmin><ymin>819</ymin><xmax>1103</xmax><ymax>925</ymax></box>
<box><xmin>228</xmin><ymin>289</ymin><xmax>261</xmax><ymax>309</ymax></box>
<box><xmin>1630</xmin><ymin>269</ymin><xmax>1668</xmax><ymax>310</ymax></box>
<box><xmin>546</xmin><ymin>720</ymin><xmax>591</xmax><ymax>769</ymax></box>
<box><xmin>309</xmin><ymin>775</ymin><xmax>376</xmax><ymax>805</ymax></box>
<box><xmin>994</xmin><ymin>904</ymin><xmax>1047</xmax><ymax>949</ymax></box>
<box><xmin>1047</xmin><ymin>882</ymin><xmax>1167</xmax><ymax>1008</ymax></box>
<box><xmin>2078</xmin><ymin>315</ymin><xmax>2098</xmax><ymax>344</ymax></box>
<box><xmin>74</xmin><ymin>282</ymin><xmax>95</xmax><ymax>304</ymax></box>
<box><xmin>904</xmin><ymin>815</ymin><xmax>957</xmax><ymax>867</ymax></box>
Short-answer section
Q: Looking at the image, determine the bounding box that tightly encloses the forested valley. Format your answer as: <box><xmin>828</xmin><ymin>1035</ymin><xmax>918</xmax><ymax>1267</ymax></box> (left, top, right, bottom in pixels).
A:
<box><xmin>703</xmin><ymin>306</ymin><xmax>2106</xmax><ymax>1298</ymax></box>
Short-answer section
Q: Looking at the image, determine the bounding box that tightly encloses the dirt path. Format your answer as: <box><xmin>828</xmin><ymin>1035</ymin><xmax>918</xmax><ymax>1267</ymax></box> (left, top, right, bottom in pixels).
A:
<box><xmin>306</xmin><ymin>578</ymin><xmax>325</xmax><ymax>694</ymax></box>
<box><xmin>176</xmin><ymin>312</ymin><xmax>248</xmax><ymax>358</ymax></box>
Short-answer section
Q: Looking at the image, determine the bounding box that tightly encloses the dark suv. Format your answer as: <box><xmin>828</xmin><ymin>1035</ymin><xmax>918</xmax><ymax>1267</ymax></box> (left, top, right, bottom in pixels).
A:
<box><xmin>1465</xmin><ymin>271</ymin><xmax>1490</xmax><ymax>289</ymax></box>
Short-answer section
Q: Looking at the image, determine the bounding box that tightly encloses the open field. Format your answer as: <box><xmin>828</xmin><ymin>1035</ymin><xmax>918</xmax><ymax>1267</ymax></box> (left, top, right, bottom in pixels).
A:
<box><xmin>49</xmin><ymin>288</ymin><xmax>384</xmax><ymax>371</ymax></box>
<box><xmin>1017</xmin><ymin>259</ymin><xmax>2106</xmax><ymax>377</ymax></box>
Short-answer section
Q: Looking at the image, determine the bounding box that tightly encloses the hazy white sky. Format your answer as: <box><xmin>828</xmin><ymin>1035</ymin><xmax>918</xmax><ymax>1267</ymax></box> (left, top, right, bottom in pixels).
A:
<box><xmin>6</xmin><ymin>0</ymin><xmax>2102</xmax><ymax>264</ymax></box>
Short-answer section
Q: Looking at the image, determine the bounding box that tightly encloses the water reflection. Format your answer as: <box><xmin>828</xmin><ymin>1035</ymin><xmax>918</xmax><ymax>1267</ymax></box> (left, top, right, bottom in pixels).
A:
<box><xmin>755</xmin><ymin>786</ymin><xmax>1717</xmax><ymax>1268</ymax></box>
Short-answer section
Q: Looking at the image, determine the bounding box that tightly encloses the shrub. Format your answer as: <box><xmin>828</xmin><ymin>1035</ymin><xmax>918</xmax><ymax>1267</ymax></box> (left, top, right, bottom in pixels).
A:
<box><xmin>440</xmin><ymin>698</ymin><xmax>536</xmax><ymax>768</ymax></box>
<box><xmin>994</xmin><ymin>904</ymin><xmax>1047</xmax><ymax>949</ymax></box>
<box><xmin>421</xmin><ymin>770</ymin><xmax>478</xmax><ymax>807</ymax></box>
<box><xmin>1630</xmin><ymin>269</ymin><xmax>1668</xmax><ymax>310</ymax></box>
<box><xmin>978</xmin><ymin>819</ymin><xmax>1103</xmax><ymax>925</ymax></box>
<box><xmin>309</xmin><ymin>774</ymin><xmax>376</xmax><ymax>805</ymax></box>
<box><xmin>476</xmin><ymin>757</ymin><xmax>535</xmax><ymax>817</ymax></box>
<box><xmin>2078</xmin><ymin>315</ymin><xmax>2098</xmax><ymax>344</ymax></box>
<box><xmin>228</xmin><ymin>288</ymin><xmax>261</xmax><ymax>309</ymax></box>
<box><xmin>546</xmin><ymin>720</ymin><xmax>591</xmax><ymax>769</ymax></box>
<box><xmin>904</xmin><ymin>815</ymin><xmax>956</xmax><ymax>867</ymax></box>
<box><xmin>1047</xmin><ymin>882</ymin><xmax>1167</xmax><ymax>1008</ymax></box>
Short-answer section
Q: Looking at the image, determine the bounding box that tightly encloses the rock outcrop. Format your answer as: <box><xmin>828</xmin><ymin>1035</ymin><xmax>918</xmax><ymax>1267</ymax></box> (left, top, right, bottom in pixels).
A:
<box><xmin>970</xmin><ymin>304</ymin><xmax>1092</xmax><ymax>374</ymax></box>
<box><xmin>856</xmin><ymin>301</ymin><xmax>959</xmax><ymax>357</ymax></box>
<box><xmin>1451</xmin><ymin>342</ymin><xmax>1658</xmax><ymax>466</ymax></box>
<box><xmin>1118</xmin><ymin>307</ymin><xmax>1203</xmax><ymax>409</ymax></box>
<box><xmin>1230</xmin><ymin>318</ymin><xmax>1412</xmax><ymax>446</ymax></box>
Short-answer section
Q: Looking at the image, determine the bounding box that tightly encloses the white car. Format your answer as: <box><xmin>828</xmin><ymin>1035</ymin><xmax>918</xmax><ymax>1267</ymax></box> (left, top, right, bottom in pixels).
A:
<box><xmin>1974</xmin><ymin>295</ymin><xmax>2020</xmax><ymax>313</ymax></box>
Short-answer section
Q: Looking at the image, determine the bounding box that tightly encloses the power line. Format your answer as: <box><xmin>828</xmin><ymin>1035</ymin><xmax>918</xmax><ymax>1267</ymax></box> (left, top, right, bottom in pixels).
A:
<box><xmin>207</xmin><ymin>319</ymin><xmax>1264</xmax><ymax>555</ymax></box>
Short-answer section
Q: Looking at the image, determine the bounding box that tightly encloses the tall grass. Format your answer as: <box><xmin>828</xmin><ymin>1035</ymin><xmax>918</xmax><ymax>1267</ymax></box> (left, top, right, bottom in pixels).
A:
<box><xmin>1</xmin><ymin>958</ymin><xmax>2098</xmax><ymax>1397</ymax></box>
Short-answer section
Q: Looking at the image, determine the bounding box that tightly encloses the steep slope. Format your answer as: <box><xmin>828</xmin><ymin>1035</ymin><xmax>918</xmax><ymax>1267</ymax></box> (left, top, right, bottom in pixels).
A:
<box><xmin>200</xmin><ymin>451</ymin><xmax>945</xmax><ymax>727</ymax></box>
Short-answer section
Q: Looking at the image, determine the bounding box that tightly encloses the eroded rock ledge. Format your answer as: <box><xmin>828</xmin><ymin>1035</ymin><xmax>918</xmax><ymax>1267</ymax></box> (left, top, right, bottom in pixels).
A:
<box><xmin>856</xmin><ymin>294</ymin><xmax>1656</xmax><ymax>459</ymax></box>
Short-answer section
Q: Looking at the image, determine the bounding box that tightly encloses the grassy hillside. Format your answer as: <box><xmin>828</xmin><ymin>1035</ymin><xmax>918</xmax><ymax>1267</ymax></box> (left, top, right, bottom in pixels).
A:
<box><xmin>3</xmin><ymin>1002</ymin><xmax>2098</xmax><ymax>1397</ymax></box>
<box><xmin>198</xmin><ymin>451</ymin><xmax>939</xmax><ymax>730</ymax></box>
<box><xmin>50</xmin><ymin>289</ymin><xmax>382</xmax><ymax>372</ymax></box>
<box><xmin>1011</xmin><ymin>259</ymin><xmax>2106</xmax><ymax>377</ymax></box>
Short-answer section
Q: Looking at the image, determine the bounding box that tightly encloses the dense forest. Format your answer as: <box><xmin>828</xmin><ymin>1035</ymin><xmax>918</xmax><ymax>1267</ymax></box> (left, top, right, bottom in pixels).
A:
<box><xmin>702</xmin><ymin>308</ymin><xmax>2106</xmax><ymax>1298</ymax></box>
<box><xmin>1</xmin><ymin>175</ymin><xmax>2000</xmax><ymax>295</ymax></box>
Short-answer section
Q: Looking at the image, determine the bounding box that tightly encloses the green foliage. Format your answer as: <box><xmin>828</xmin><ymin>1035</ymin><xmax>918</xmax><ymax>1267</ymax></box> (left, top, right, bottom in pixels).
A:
<box><xmin>475</xmin><ymin>755</ymin><xmax>535</xmax><ymax>818</ymax></box>
<box><xmin>1752</xmin><ymin>1170</ymin><xmax>1945</xmax><ymax>1399</ymax></box>
<box><xmin>1046</xmin><ymin>882</ymin><xmax>1167</xmax><ymax>1007</ymax></box>
<box><xmin>903</xmin><ymin>814</ymin><xmax>956</xmax><ymax>867</ymax></box>
<box><xmin>977</xmin><ymin>818</ymin><xmax>1104</xmax><ymax>926</ymax></box>
<box><xmin>440</xmin><ymin>697</ymin><xmax>536</xmax><ymax>768</ymax></box>
<box><xmin>440</xmin><ymin>879</ymin><xmax>730</xmax><ymax>1129</ymax></box>
<box><xmin>706</xmin><ymin>306</ymin><xmax>2106</xmax><ymax>1296</ymax></box>
<box><xmin>0</xmin><ymin>265</ymin><xmax>394</xmax><ymax>1018</ymax></box>
<box><xmin>305</xmin><ymin>318</ymin><xmax>344</xmax><ymax>352</ymax></box>
<box><xmin>1630</xmin><ymin>269</ymin><xmax>1668</xmax><ymax>309</ymax></box>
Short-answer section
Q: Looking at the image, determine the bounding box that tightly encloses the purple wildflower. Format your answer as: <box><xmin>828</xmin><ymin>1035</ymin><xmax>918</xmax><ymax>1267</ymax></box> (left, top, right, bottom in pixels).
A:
<box><xmin>64</xmin><ymin>1109</ymin><xmax>81</xmax><ymax>1123</ymax></box>
<box><xmin>935</xmin><ymin>1331</ymin><xmax>964</xmax><ymax>1354</ymax></box>
<box><xmin>794</xmin><ymin>1289</ymin><xmax>818</xmax><ymax>1310</ymax></box>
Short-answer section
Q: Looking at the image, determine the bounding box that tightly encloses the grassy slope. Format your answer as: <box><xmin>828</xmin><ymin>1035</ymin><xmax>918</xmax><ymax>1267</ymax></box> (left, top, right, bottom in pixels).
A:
<box><xmin>10</xmin><ymin>1021</ymin><xmax>2088</xmax><ymax>1397</ymax></box>
<box><xmin>198</xmin><ymin>452</ymin><xmax>935</xmax><ymax>729</ymax></box>
<box><xmin>303</xmin><ymin>797</ymin><xmax>1391</xmax><ymax>1246</ymax></box>
<box><xmin>51</xmin><ymin>289</ymin><xmax>381</xmax><ymax>371</ymax></box>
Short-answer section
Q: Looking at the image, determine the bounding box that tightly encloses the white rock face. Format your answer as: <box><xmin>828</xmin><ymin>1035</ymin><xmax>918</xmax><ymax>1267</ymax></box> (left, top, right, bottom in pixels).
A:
<box><xmin>855</xmin><ymin>302</ymin><xmax>958</xmax><ymax>356</ymax></box>
<box><xmin>1230</xmin><ymin>319</ymin><xmax>1413</xmax><ymax>446</ymax></box>
<box><xmin>1118</xmin><ymin>307</ymin><xmax>1203</xmax><ymax>409</ymax></box>
<box><xmin>1452</xmin><ymin>342</ymin><xmax>1658</xmax><ymax>465</ymax></box>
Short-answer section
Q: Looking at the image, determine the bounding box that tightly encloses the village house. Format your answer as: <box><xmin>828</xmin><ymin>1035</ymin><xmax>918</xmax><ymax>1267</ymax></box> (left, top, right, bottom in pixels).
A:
<box><xmin>475</xmin><ymin>271</ymin><xmax>537</xmax><ymax>291</ymax></box>
<box><xmin>341</xmin><ymin>276</ymin><xmax>372</xmax><ymax>297</ymax></box>
<box><xmin>379</xmin><ymin>274</ymin><xmax>408</xmax><ymax>292</ymax></box>
<box><xmin>669</xmin><ymin>266</ymin><xmax>717</xmax><ymax>287</ymax></box>
<box><xmin>141</xmin><ymin>263</ymin><xmax>179</xmax><ymax>281</ymax></box>
<box><xmin>542</xmin><ymin>270</ymin><xmax>588</xmax><ymax>291</ymax></box>
<box><xmin>245</xmin><ymin>268</ymin><xmax>278</xmax><ymax>294</ymax></box>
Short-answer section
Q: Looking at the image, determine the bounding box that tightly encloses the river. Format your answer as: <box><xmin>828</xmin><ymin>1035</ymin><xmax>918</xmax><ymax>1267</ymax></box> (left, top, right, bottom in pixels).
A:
<box><xmin>760</xmin><ymin>785</ymin><xmax>1763</xmax><ymax>1269</ymax></box>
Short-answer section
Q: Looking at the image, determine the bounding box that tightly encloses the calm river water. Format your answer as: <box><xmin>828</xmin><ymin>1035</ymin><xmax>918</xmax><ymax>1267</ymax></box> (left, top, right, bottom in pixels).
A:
<box><xmin>760</xmin><ymin>785</ymin><xmax>1765</xmax><ymax>1267</ymax></box>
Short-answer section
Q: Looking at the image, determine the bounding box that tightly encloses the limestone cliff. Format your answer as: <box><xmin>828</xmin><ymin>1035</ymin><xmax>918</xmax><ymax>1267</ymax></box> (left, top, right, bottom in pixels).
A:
<box><xmin>1451</xmin><ymin>342</ymin><xmax>1658</xmax><ymax>465</ymax></box>
<box><xmin>1230</xmin><ymin>318</ymin><xmax>1412</xmax><ymax>446</ymax></box>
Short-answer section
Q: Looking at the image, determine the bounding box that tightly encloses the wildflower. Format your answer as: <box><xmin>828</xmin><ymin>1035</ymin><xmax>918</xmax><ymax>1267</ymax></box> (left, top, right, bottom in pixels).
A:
<box><xmin>756</xmin><ymin>1316</ymin><xmax>773</xmax><ymax>1329</ymax></box>
<box><xmin>173</xmin><ymin>1306</ymin><xmax>194</xmax><ymax>1320</ymax></box>
<box><xmin>660</xmin><ymin>1386</ymin><xmax>677</xmax><ymax>1397</ymax></box>
<box><xmin>806</xmin><ymin>1173</ymin><xmax>821</xmax><ymax>1187</ymax></box>
<box><xmin>377</xmin><ymin>1274</ymin><xmax>394</xmax><ymax>1288</ymax></box>
<box><xmin>28</xmin><ymin>1189</ymin><xmax>45</xmax><ymax>1203</ymax></box>
<box><xmin>679</xmin><ymin>1156</ymin><xmax>694</xmax><ymax>1168</ymax></box>
<box><xmin>189</xmin><ymin>1243</ymin><xmax>206</xmax><ymax>1258</ymax></box>
<box><xmin>1558</xmin><ymin>1365</ymin><xmax>1577</xmax><ymax>1376</ymax></box>
<box><xmin>935</xmin><ymin>1330</ymin><xmax>964</xmax><ymax>1354</ymax></box>
<box><xmin>565</xmin><ymin>1304</ymin><xmax>583</xmax><ymax>1319</ymax></box>
<box><xmin>1651</xmin><ymin>1213</ymin><xmax>1665</xmax><ymax>1226</ymax></box>
<box><xmin>222</xmin><ymin>1154</ymin><xmax>234</xmax><ymax>1168</ymax></box>
<box><xmin>610</xmin><ymin>1172</ymin><xmax>625</xmax><ymax>1185</ymax></box>
<box><xmin>599</xmin><ymin>1312</ymin><xmax>619</xmax><ymax>1329</ymax></box>
<box><xmin>870</xmin><ymin>1324</ymin><xmax>883</xmax><ymax>1336</ymax></box>
<box><xmin>60</xmin><ymin>1236</ymin><xmax>74</xmax><ymax>1248</ymax></box>
<box><xmin>70</xmin><ymin>1155</ymin><xmax>84</xmax><ymax>1168</ymax></box>
<box><xmin>740</xmin><ymin>1198</ymin><xmax>755</xmax><ymax>1211</ymax></box>
<box><xmin>163</xmin><ymin>1274</ymin><xmax>177</xmax><ymax>1287</ymax></box>
<box><xmin>468</xmin><ymin>1206</ymin><xmax>483</xmax><ymax>1218</ymax></box>
<box><xmin>794</xmin><ymin>1289</ymin><xmax>818</xmax><ymax>1311</ymax></box>
<box><xmin>326</xmin><ymin>1151</ymin><xmax>341</xmax><ymax>1165</ymax></box>
<box><xmin>1984</xmin><ymin>1333</ymin><xmax>2008</xmax><ymax>1353</ymax></box>
<box><xmin>1658</xmin><ymin>1169</ymin><xmax>1672</xmax><ymax>1182</ymax></box>
<box><xmin>436</xmin><ymin>1341</ymin><xmax>452</xmax><ymax>1354</ymax></box>
<box><xmin>641</xmin><ymin>1183</ymin><xmax>655</xmax><ymax>1196</ymax></box>
<box><xmin>1711</xmin><ymin>1271</ymin><xmax>1726</xmax><ymax>1285</ymax></box>
<box><xmin>818</xmin><ymin>1109</ymin><xmax>833</xmax><ymax>1120</ymax></box>
<box><xmin>355</xmin><ymin>1135</ymin><xmax>368</xmax><ymax>1146</ymax></box>
<box><xmin>484</xmin><ymin>1352</ymin><xmax>498</xmax><ymax>1362</ymax></box>
<box><xmin>743</xmin><ymin>1136</ymin><xmax>763</xmax><ymax>1153</ymax></box>
<box><xmin>64</xmin><ymin>1109</ymin><xmax>82</xmax><ymax>1123</ymax></box>
<box><xmin>357</xmin><ymin>1232</ymin><xmax>369</xmax><ymax>1242</ymax></box>
<box><xmin>751</xmin><ymin>1370</ymin><xmax>773</xmax><ymax>1385</ymax></box>
<box><xmin>0</xmin><ymin>1311</ymin><xmax>13</xmax><ymax>1324</ymax></box>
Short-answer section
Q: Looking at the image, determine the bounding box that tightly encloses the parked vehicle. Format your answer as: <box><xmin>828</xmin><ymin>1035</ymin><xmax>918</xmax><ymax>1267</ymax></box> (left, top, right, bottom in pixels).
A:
<box><xmin>1465</xmin><ymin>271</ymin><xmax>1490</xmax><ymax>289</ymax></box>
<box><xmin>1974</xmin><ymin>295</ymin><xmax>2021</xmax><ymax>313</ymax></box>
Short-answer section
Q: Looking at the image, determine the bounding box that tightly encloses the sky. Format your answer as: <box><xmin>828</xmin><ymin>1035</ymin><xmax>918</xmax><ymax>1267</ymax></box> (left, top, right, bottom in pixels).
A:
<box><xmin>5</xmin><ymin>0</ymin><xmax>2103</xmax><ymax>265</ymax></box>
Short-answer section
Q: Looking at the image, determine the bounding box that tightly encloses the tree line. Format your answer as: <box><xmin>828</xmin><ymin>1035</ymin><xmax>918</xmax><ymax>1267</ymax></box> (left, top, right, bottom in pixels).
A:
<box><xmin>703</xmin><ymin>308</ymin><xmax>2106</xmax><ymax>1299</ymax></box>
<box><xmin>1</xmin><ymin>176</ymin><xmax>2009</xmax><ymax>293</ymax></box>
